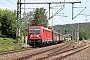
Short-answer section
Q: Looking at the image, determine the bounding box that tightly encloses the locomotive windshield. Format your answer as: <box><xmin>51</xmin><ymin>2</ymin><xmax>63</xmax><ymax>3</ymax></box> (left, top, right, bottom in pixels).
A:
<box><xmin>30</xmin><ymin>28</ymin><xmax>40</xmax><ymax>34</ymax></box>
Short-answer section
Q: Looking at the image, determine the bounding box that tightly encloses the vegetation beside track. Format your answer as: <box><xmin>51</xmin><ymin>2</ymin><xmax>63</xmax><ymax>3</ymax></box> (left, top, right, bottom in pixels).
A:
<box><xmin>0</xmin><ymin>37</ymin><xmax>20</xmax><ymax>52</ymax></box>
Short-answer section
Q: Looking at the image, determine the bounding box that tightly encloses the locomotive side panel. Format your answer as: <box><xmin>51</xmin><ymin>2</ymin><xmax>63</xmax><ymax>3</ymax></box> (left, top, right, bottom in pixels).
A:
<box><xmin>45</xmin><ymin>29</ymin><xmax>52</xmax><ymax>40</ymax></box>
<box><xmin>42</xmin><ymin>28</ymin><xmax>52</xmax><ymax>41</ymax></box>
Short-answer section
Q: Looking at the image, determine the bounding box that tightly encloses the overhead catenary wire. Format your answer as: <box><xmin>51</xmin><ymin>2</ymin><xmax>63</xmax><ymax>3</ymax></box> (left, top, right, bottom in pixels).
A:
<box><xmin>6</xmin><ymin>0</ymin><xmax>16</xmax><ymax>5</ymax></box>
<box><xmin>45</xmin><ymin>0</ymin><xmax>48</xmax><ymax>3</ymax></box>
<box><xmin>48</xmin><ymin>5</ymin><xmax>65</xmax><ymax>20</ymax></box>
<box><xmin>0</xmin><ymin>1</ymin><xmax>14</xmax><ymax>10</ymax></box>
<box><xmin>50</xmin><ymin>0</ymin><xmax>66</xmax><ymax>21</ymax></box>
<box><xmin>73</xmin><ymin>7</ymin><xmax>86</xmax><ymax>19</ymax></box>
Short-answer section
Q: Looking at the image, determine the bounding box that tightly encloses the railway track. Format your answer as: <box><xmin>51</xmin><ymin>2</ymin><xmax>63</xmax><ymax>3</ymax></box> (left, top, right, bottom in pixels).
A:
<box><xmin>16</xmin><ymin>42</ymin><xmax>75</xmax><ymax>60</ymax></box>
<box><xmin>27</xmin><ymin>42</ymin><xmax>78</xmax><ymax>60</ymax></box>
<box><xmin>0</xmin><ymin>48</ymin><xmax>33</xmax><ymax>55</ymax></box>
<box><xmin>0</xmin><ymin>47</ymin><xmax>37</xmax><ymax>60</ymax></box>
<box><xmin>20</xmin><ymin>42</ymin><xmax>86</xmax><ymax>60</ymax></box>
<box><xmin>51</xmin><ymin>44</ymin><xmax>89</xmax><ymax>60</ymax></box>
<box><xmin>0</xmin><ymin>42</ymin><xmax>67</xmax><ymax>60</ymax></box>
<box><xmin>0</xmin><ymin>42</ymin><xmax>87</xmax><ymax>60</ymax></box>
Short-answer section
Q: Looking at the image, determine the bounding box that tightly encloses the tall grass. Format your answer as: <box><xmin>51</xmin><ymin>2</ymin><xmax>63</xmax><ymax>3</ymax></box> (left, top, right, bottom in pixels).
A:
<box><xmin>0</xmin><ymin>37</ymin><xmax>20</xmax><ymax>52</ymax></box>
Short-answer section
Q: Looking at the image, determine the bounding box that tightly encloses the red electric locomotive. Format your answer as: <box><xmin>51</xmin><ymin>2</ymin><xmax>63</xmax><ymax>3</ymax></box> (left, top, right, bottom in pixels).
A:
<box><xmin>28</xmin><ymin>26</ymin><xmax>52</xmax><ymax>47</ymax></box>
<box><xmin>27</xmin><ymin>26</ymin><xmax>65</xmax><ymax>47</ymax></box>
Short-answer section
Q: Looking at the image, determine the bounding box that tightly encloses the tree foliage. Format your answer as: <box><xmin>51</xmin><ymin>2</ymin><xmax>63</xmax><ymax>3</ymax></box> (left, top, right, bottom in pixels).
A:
<box><xmin>48</xmin><ymin>26</ymin><xmax>52</xmax><ymax>30</ymax></box>
<box><xmin>79</xmin><ymin>29</ymin><xmax>89</xmax><ymax>40</ymax></box>
<box><xmin>0</xmin><ymin>9</ymin><xmax>16</xmax><ymax>38</ymax></box>
<box><xmin>26</xmin><ymin>8</ymin><xmax>48</xmax><ymax>28</ymax></box>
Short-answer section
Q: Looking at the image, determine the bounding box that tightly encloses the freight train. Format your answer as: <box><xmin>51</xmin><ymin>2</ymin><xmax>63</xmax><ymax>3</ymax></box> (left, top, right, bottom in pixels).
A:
<box><xmin>27</xmin><ymin>26</ymin><xmax>65</xmax><ymax>47</ymax></box>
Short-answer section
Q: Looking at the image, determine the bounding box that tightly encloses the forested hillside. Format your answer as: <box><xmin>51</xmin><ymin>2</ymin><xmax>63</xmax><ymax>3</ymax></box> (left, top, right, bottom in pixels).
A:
<box><xmin>53</xmin><ymin>22</ymin><xmax>90</xmax><ymax>36</ymax></box>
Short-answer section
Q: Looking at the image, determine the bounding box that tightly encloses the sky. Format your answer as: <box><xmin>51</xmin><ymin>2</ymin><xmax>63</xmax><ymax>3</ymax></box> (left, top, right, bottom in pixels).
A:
<box><xmin>0</xmin><ymin>0</ymin><xmax>90</xmax><ymax>26</ymax></box>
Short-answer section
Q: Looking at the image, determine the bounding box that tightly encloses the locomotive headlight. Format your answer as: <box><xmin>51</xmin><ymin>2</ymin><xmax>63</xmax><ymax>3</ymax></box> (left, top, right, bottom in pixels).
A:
<box><xmin>30</xmin><ymin>35</ymin><xmax>32</xmax><ymax>38</ymax></box>
<box><xmin>37</xmin><ymin>35</ymin><xmax>40</xmax><ymax>38</ymax></box>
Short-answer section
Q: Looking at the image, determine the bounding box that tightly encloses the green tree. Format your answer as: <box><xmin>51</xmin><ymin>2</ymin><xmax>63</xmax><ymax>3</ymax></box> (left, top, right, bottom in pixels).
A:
<box><xmin>79</xmin><ymin>29</ymin><xmax>89</xmax><ymax>40</ymax></box>
<box><xmin>23</xmin><ymin>8</ymin><xmax>48</xmax><ymax>28</ymax></box>
<box><xmin>0</xmin><ymin>9</ymin><xmax>16</xmax><ymax>38</ymax></box>
<box><xmin>31</xmin><ymin>8</ymin><xmax>48</xmax><ymax>27</ymax></box>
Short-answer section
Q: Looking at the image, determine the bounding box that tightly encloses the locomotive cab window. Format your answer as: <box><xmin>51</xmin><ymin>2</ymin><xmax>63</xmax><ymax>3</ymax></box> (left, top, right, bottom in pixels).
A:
<box><xmin>30</xmin><ymin>28</ymin><xmax>40</xmax><ymax>34</ymax></box>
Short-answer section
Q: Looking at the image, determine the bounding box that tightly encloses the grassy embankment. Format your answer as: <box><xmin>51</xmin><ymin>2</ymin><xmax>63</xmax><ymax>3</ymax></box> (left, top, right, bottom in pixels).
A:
<box><xmin>0</xmin><ymin>37</ymin><xmax>20</xmax><ymax>52</ymax></box>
